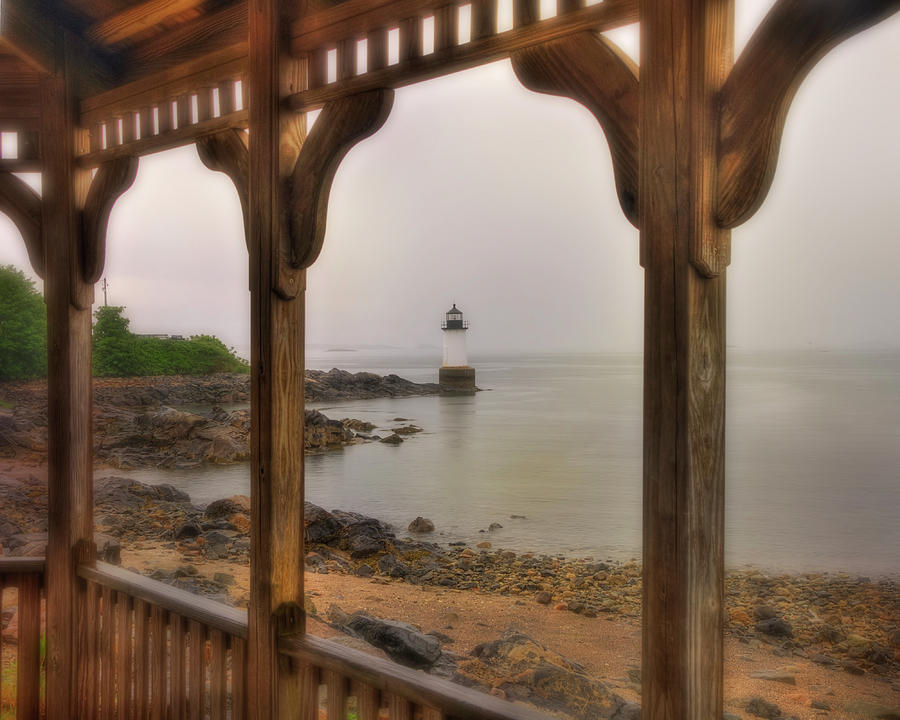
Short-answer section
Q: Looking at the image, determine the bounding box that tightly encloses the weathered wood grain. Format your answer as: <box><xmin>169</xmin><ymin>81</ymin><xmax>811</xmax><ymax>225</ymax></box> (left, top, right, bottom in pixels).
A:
<box><xmin>100</xmin><ymin>586</ymin><xmax>115</xmax><ymax>720</ymax></box>
<box><xmin>196</xmin><ymin>128</ymin><xmax>251</xmax><ymax>246</ymax></box>
<box><xmin>41</xmin><ymin>49</ymin><xmax>97</xmax><ymax>720</ymax></box>
<box><xmin>640</xmin><ymin>0</ymin><xmax>730</xmax><ymax>718</ymax></box>
<box><xmin>511</xmin><ymin>31</ymin><xmax>639</xmax><ymax>227</ymax></box>
<box><xmin>247</xmin><ymin>0</ymin><xmax>308</xmax><ymax>717</ymax></box>
<box><xmin>81</xmin><ymin>155</ymin><xmax>139</xmax><ymax>283</ymax></box>
<box><xmin>15</xmin><ymin>574</ymin><xmax>41</xmax><ymax>720</ymax></box>
<box><xmin>0</xmin><ymin>171</ymin><xmax>44</xmax><ymax>277</ymax></box>
<box><xmin>288</xmin><ymin>0</ymin><xmax>638</xmax><ymax>111</ymax></box>
<box><xmin>717</xmin><ymin>0</ymin><xmax>900</xmax><ymax>228</ymax></box>
<box><xmin>288</xmin><ymin>88</ymin><xmax>393</xmax><ymax>270</ymax></box>
<box><xmin>115</xmin><ymin>592</ymin><xmax>134</xmax><ymax>720</ymax></box>
<box><xmin>86</xmin><ymin>0</ymin><xmax>209</xmax><ymax>47</ymax></box>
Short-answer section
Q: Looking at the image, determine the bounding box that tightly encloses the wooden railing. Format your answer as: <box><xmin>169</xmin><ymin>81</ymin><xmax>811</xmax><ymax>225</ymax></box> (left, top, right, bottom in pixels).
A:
<box><xmin>77</xmin><ymin>562</ymin><xmax>248</xmax><ymax>720</ymax></box>
<box><xmin>77</xmin><ymin>561</ymin><xmax>554</xmax><ymax>720</ymax></box>
<box><xmin>0</xmin><ymin>557</ymin><xmax>44</xmax><ymax>720</ymax></box>
<box><xmin>0</xmin><ymin>559</ymin><xmax>559</xmax><ymax>720</ymax></box>
<box><xmin>280</xmin><ymin>634</ymin><xmax>554</xmax><ymax>720</ymax></box>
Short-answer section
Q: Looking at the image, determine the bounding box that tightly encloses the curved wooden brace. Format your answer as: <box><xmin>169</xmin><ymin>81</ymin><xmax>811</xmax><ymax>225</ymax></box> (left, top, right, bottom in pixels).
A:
<box><xmin>81</xmin><ymin>155</ymin><xmax>139</xmax><ymax>284</ymax></box>
<box><xmin>717</xmin><ymin>0</ymin><xmax>900</xmax><ymax>228</ymax></box>
<box><xmin>196</xmin><ymin>129</ymin><xmax>250</xmax><ymax>249</ymax></box>
<box><xmin>510</xmin><ymin>31</ymin><xmax>639</xmax><ymax>228</ymax></box>
<box><xmin>287</xmin><ymin>87</ymin><xmax>394</xmax><ymax>270</ymax></box>
<box><xmin>0</xmin><ymin>172</ymin><xmax>44</xmax><ymax>278</ymax></box>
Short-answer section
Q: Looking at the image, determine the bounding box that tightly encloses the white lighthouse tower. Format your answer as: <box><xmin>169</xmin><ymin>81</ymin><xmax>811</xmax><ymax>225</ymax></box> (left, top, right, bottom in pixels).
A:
<box><xmin>439</xmin><ymin>304</ymin><xmax>476</xmax><ymax>394</ymax></box>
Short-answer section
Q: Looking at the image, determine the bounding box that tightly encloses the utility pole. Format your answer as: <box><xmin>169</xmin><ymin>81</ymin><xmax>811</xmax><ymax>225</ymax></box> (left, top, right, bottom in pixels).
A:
<box><xmin>101</xmin><ymin>277</ymin><xmax>108</xmax><ymax>306</ymax></box>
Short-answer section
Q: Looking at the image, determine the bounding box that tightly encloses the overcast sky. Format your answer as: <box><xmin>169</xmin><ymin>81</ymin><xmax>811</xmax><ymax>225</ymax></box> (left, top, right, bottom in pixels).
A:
<box><xmin>2</xmin><ymin>3</ymin><xmax>899</xmax><ymax>360</ymax></box>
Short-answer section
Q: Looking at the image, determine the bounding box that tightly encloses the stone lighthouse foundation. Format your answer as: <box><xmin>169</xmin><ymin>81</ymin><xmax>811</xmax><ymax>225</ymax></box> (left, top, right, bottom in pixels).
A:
<box><xmin>439</xmin><ymin>366</ymin><xmax>476</xmax><ymax>395</ymax></box>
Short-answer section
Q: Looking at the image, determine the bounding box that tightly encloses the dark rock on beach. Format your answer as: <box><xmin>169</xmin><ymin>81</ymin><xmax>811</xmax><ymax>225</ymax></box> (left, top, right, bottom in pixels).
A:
<box><xmin>456</xmin><ymin>630</ymin><xmax>632</xmax><ymax>719</ymax></box>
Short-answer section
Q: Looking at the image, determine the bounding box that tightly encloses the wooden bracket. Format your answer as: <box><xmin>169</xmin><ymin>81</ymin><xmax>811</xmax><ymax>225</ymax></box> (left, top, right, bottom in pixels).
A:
<box><xmin>196</xmin><ymin>129</ymin><xmax>251</xmax><ymax>249</ymax></box>
<box><xmin>511</xmin><ymin>32</ymin><xmax>639</xmax><ymax>228</ymax></box>
<box><xmin>717</xmin><ymin>0</ymin><xmax>900</xmax><ymax>228</ymax></box>
<box><xmin>81</xmin><ymin>155</ymin><xmax>139</xmax><ymax>285</ymax></box>
<box><xmin>0</xmin><ymin>171</ymin><xmax>44</xmax><ymax>278</ymax></box>
<box><xmin>286</xmin><ymin>87</ymin><xmax>394</xmax><ymax>272</ymax></box>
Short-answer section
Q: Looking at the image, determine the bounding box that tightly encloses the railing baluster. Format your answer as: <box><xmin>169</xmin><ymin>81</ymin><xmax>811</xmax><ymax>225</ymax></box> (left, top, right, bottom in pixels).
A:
<box><xmin>196</xmin><ymin>87</ymin><xmax>214</xmax><ymax>123</ymax></box>
<box><xmin>367</xmin><ymin>28</ymin><xmax>388</xmax><ymax>72</ymax></box>
<box><xmin>300</xmin><ymin>665</ymin><xmax>320</xmax><ymax>720</ymax></box>
<box><xmin>209</xmin><ymin>630</ymin><xmax>227</xmax><ymax>720</ymax></box>
<box><xmin>134</xmin><ymin>599</ymin><xmax>150</xmax><ymax>720</ymax></box>
<box><xmin>514</xmin><ymin>0</ymin><xmax>540</xmax><ymax>26</ymax></box>
<box><xmin>387</xmin><ymin>692</ymin><xmax>411</xmax><ymax>720</ymax></box>
<box><xmin>230</xmin><ymin>636</ymin><xmax>247</xmax><ymax>720</ymax></box>
<box><xmin>325</xmin><ymin>670</ymin><xmax>347</xmax><ymax>720</ymax></box>
<box><xmin>189</xmin><ymin>620</ymin><xmax>206</xmax><ymax>720</ymax></box>
<box><xmin>218</xmin><ymin>79</ymin><xmax>236</xmax><ymax>115</ymax></box>
<box><xmin>339</xmin><ymin>38</ymin><xmax>357</xmax><ymax>80</ymax></box>
<box><xmin>559</xmin><ymin>0</ymin><xmax>580</xmax><ymax>12</ymax></box>
<box><xmin>399</xmin><ymin>16</ymin><xmax>421</xmax><ymax>63</ymax></box>
<box><xmin>80</xmin><ymin>580</ymin><xmax>101</xmax><ymax>719</ymax></box>
<box><xmin>100</xmin><ymin>586</ymin><xmax>115</xmax><ymax>720</ymax></box>
<box><xmin>157</xmin><ymin>101</ymin><xmax>173</xmax><ymax>134</ymax></box>
<box><xmin>16</xmin><ymin>574</ymin><xmax>41</xmax><ymax>720</ymax></box>
<box><xmin>434</xmin><ymin>5</ymin><xmax>457</xmax><ymax>51</ymax></box>
<box><xmin>421</xmin><ymin>707</ymin><xmax>445</xmax><ymax>720</ymax></box>
<box><xmin>115</xmin><ymin>591</ymin><xmax>133</xmax><ymax>720</ymax></box>
<box><xmin>171</xmin><ymin>615</ymin><xmax>187</xmax><ymax>720</ymax></box>
<box><xmin>121</xmin><ymin>111</ymin><xmax>136</xmax><ymax>144</ymax></box>
<box><xmin>151</xmin><ymin>606</ymin><xmax>167</xmax><ymax>720</ymax></box>
<box><xmin>351</xmin><ymin>680</ymin><xmax>380</xmax><ymax>720</ymax></box>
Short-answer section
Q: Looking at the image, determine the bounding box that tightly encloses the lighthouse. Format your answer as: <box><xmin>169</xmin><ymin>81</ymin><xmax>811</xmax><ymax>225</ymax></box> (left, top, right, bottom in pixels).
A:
<box><xmin>439</xmin><ymin>304</ymin><xmax>476</xmax><ymax>395</ymax></box>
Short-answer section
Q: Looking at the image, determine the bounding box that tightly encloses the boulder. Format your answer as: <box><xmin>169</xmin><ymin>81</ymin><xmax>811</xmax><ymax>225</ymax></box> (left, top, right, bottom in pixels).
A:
<box><xmin>745</xmin><ymin>697</ymin><xmax>781</xmax><ymax>719</ymax></box>
<box><xmin>304</xmin><ymin>503</ymin><xmax>343</xmax><ymax>545</ymax></box>
<box><xmin>344</xmin><ymin>613</ymin><xmax>442</xmax><ymax>669</ymax></box>
<box><xmin>754</xmin><ymin>618</ymin><xmax>793</xmax><ymax>638</ymax></box>
<box><xmin>379</xmin><ymin>434</ymin><xmax>403</xmax><ymax>445</ymax></box>
<box><xmin>206</xmin><ymin>496</ymin><xmax>251</xmax><ymax>520</ymax></box>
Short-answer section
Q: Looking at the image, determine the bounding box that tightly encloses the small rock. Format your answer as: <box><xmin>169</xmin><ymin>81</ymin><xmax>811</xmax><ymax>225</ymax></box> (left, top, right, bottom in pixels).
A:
<box><xmin>488</xmin><ymin>523</ymin><xmax>503</xmax><ymax>531</ymax></box>
<box><xmin>535</xmin><ymin>591</ymin><xmax>552</xmax><ymax>605</ymax></box>
<box><xmin>175</xmin><ymin>521</ymin><xmax>201</xmax><ymax>540</ymax></box>
<box><xmin>746</xmin><ymin>697</ymin><xmax>782</xmax><ymax>719</ymax></box>
<box><xmin>749</xmin><ymin>670</ymin><xmax>796</xmax><ymax>685</ymax></box>
<box><xmin>408</xmin><ymin>517</ymin><xmax>435</xmax><ymax>533</ymax></box>
<box><xmin>356</xmin><ymin>564</ymin><xmax>374</xmax><ymax>577</ymax></box>
<box><xmin>379</xmin><ymin>434</ymin><xmax>403</xmax><ymax>445</ymax></box>
<box><xmin>810</xmin><ymin>700</ymin><xmax>831</xmax><ymax>711</ymax></box>
<box><xmin>755</xmin><ymin>618</ymin><xmax>793</xmax><ymax>638</ymax></box>
<box><xmin>213</xmin><ymin>572</ymin><xmax>235</xmax><ymax>587</ymax></box>
<box><xmin>753</xmin><ymin>605</ymin><xmax>778</xmax><ymax>620</ymax></box>
<box><xmin>476</xmin><ymin>541</ymin><xmax>491</xmax><ymax>549</ymax></box>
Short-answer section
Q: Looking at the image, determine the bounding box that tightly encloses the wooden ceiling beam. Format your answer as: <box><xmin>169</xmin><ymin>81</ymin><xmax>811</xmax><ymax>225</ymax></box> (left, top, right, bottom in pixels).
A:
<box><xmin>86</xmin><ymin>0</ymin><xmax>209</xmax><ymax>48</ymax></box>
<box><xmin>0</xmin><ymin>1</ymin><xmax>116</xmax><ymax>95</ymax></box>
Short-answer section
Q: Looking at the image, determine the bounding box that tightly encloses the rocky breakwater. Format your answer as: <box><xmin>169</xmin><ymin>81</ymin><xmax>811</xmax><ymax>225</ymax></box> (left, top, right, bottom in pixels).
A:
<box><xmin>1</xmin><ymin>369</ymin><xmax>437</xmax><ymax>469</ymax></box>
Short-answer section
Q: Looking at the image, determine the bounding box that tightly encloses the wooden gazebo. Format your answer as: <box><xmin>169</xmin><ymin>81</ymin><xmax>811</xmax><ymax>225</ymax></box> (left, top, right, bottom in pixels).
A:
<box><xmin>1</xmin><ymin>0</ymin><xmax>896</xmax><ymax>718</ymax></box>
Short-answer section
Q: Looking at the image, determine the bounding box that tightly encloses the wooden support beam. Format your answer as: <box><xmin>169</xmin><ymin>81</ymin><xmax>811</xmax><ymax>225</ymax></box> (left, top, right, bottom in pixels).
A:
<box><xmin>247</xmin><ymin>0</ymin><xmax>307</xmax><ymax>717</ymax></box>
<box><xmin>0</xmin><ymin>172</ymin><xmax>44</xmax><ymax>277</ymax></box>
<box><xmin>196</xmin><ymin>129</ymin><xmax>251</xmax><ymax>248</ymax></box>
<box><xmin>288</xmin><ymin>88</ymin><xmax>394</xmax><ymax>270</ymax></box>
<box><xmin>639</xmin><ymin>0</ymin><xmax>731</xmax><ymax>718</ymax></box>
<box><xmin>81</xmin><ymin>156</ymin><xmax>139</xmax><ymax>284</ymax></box>
<box><xmin>40</xmin><ymin>47</ymin><xmax>97</xmax><ymax>720</ymax></box>
<box><xmin>717</xmin><ymin>0</ymin><xmax>900</xmax><ymax>228</ymax></box>
<box><xmin>287</xmin><ymin>0</ymin><xmax>638</xmax><ymax>111</ymax></box>
<box><xmin>511</xmin><ymin>31</ymin><xmax>639</xmax><ymax>227</ymax></box>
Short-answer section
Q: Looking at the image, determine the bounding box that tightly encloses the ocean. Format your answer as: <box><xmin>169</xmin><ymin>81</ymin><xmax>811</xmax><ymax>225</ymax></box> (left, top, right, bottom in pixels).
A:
<box><xmin>115</xmin><ymin>350</ymin><xmax>900</xmax><ymax>577</ymax></box>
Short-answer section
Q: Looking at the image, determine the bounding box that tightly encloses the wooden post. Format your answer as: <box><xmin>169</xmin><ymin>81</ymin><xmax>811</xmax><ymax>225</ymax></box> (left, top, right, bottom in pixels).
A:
<box><xmin>247</xmin><ymin>0</ymin><xmax>307</xmax><ymax>717</ymax></box>
<box><xmin>640</xmin><ymin>0</ymin><xmax>731</xmax><ymax>718</ymax></box>
<box><xmin>40</xmin><ymin>45</ymin><xmax>96</xmax><ymax>720</ymax></box>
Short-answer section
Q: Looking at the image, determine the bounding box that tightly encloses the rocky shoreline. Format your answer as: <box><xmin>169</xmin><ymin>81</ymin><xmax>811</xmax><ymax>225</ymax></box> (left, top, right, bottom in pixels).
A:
<box><xmin>0</xmin><ymin>370</ymin><xmax>434</xmax><ymax>469</ymax></box>
<box><xmin>2</xmin><ymin>473</ymin><xmax>897</xmax><ymax>719</ymax></box>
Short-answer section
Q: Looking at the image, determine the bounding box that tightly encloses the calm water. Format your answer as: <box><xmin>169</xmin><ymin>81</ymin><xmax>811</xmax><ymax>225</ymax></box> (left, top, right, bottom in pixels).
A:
<box><xmin>115</xmin><ymin>350</ymin><xmax>900</xmax><ymax>576</ymax></box>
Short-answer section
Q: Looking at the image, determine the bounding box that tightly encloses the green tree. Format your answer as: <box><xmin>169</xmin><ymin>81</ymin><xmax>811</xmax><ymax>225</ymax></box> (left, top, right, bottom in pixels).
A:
<box><xmin>0</xmin><ymin>265</ymin><xmax>47</xmax><ymax>381</ymax></box>
<box><xmin>92</xmin><ymin>305</ymin><xmax>248</xmax><ymax>377</ymax></box>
